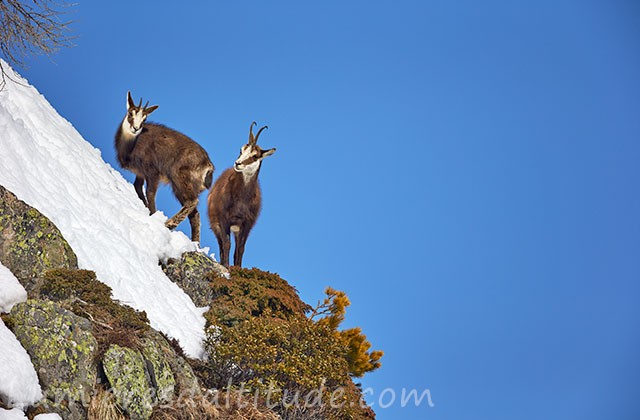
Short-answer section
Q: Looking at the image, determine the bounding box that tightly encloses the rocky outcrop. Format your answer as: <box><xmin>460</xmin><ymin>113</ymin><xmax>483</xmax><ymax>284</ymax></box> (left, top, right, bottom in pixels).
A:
<box><xmin>0</xmin><ymin>185</ymin><xmax>284</xmax><ymax>419</ymax></box>
<box><xmin>8</xmin><ymin>299</ymin><xmax>97</xmax><ymax>419</ymax></box>
<box><xmin>0</xmin><ymin>186</ymin><xmax>78</xmax><ymax>293</ymax></box>
<box><xmin>161</xmin><ymin>251</ymin><xmax>228</xmax><ymax>307</ymax></box>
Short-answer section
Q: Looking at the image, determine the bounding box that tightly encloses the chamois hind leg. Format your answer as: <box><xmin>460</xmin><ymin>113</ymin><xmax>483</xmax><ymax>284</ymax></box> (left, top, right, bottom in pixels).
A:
<box><xmin>134</xmin><ymin>176</ymin><xmax>147</xmax><ymax>206</ymax></box>
<box><xmin>145</xmin><ymin>177</ymin><xmax>160</xmax><ymax>215</ymax></box>
<box><xmin>187</xmin><ymin>207</ymin><xmax>201</xmax><ymax>243</ymax></box>
<box><xmin>166</xmin><ymin>199</ymin><xmax>197</xmax><ymax>231</ymax></box>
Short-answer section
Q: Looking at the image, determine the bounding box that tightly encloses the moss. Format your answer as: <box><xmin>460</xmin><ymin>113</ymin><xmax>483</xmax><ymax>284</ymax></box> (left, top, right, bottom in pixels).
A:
<box><xmin>205</xmin><ymin>267</ymin><xmax>310</xmax><ymax>327</ymax></box>
<box><xmin>103</xmin><ymin>344</ymin><xmax>154</xmax><ymax>420</ymax></box>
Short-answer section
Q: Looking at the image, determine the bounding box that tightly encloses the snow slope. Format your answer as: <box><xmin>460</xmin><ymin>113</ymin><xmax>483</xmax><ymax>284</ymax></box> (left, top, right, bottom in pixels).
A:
<box><xmin>0</xmin><ymin>61</ymin><xmax>206</xmax><ymax>358</ymax></box>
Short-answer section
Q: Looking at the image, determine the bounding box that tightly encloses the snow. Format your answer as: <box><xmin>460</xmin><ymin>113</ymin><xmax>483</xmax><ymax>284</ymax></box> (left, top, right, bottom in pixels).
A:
<box><xmin>0</xmin><ymin>408</ymin><xmax>28</xmax><ymax>420</ymax></box>
<box><xmin>33</xmin><ymin>414</ymin><xmax>62</xmax><ymax>420</ymax></box>
<box><xmin>0</xmin><ymin>410</ymin><xmax>60</xmax><ymax>420</ymax></box>
<box><xmin>0</xmin><ymin>318</ymin><xmax>43</xmax><ymax>410</ymax></box>
<box><xmin>0</xmin><ymin>61</ymin><xmax>207</xmax><ymax>358</ymax></box>
<box><xmin>0</xmin><ymin>263</ymin><xmax>27</xmax><ymax>313</ymax></box>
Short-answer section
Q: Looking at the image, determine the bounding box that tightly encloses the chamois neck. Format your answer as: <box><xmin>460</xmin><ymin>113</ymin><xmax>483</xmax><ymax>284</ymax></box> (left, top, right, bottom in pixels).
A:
<box><xmin>236</xmin><ymin>161</ymin><xmax>261</xmax><ymax>185</ymax></box>
<box><xmin>115</xmin><ymin>118</ymin><xmax>140</xmax><ymax>167</ymax></box>
<box><xmin>119</xmin><ymin>117</ymin><xmax>138</xmax><ymax>143</ymax></box>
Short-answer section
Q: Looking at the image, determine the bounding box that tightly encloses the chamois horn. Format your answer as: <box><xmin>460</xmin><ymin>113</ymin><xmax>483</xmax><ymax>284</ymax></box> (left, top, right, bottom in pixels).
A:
<box><xmin>248</xmin><ymin>121</ymin><xmax>257</xmax><ymax>144</ymax></box>
<box><xmin>255</xmin><ymin>125</ymin><xmax>268</xmax><ymax>143</ymax></box>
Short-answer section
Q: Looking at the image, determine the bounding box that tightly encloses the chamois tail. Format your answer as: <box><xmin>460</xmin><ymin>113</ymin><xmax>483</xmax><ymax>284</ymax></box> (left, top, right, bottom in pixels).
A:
<box><xmin>204</xmin><ymin>167</ymin><xmax>213</xmax><ymax>189</ymax></box>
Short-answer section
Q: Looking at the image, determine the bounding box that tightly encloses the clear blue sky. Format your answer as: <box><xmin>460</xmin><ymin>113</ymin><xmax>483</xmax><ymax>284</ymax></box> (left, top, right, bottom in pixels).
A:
<box><xmin>14</xmin><ymin>1</ymin><xmax>640</xmax><ymax>419</ymax></box>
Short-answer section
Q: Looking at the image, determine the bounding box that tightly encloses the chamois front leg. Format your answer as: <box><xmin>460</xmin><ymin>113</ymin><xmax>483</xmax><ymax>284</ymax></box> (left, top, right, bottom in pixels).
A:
<box><xmin>233</xmin><ymin>227</ymin><xmax>249</xmax><ymax>267</ymax></box>
<box><xmin>134</xmin><ymin>176</ymin><xmax>147</xmax><ymax>206</ymax></box>
<box><xmin>214</xmin><ymin>226</ymin><xmax>231</xmax><ymax>267</ymax></box>
<box><xmin>166</xmin><ymin>199</ymin><xmax>198</xmax><ymax>231</ymax></box>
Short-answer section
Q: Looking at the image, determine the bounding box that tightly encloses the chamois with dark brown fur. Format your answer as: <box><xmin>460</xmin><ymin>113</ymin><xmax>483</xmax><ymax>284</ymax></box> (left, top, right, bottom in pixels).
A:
<box><xmin>207</xmin><ymin>122</ymin><xmax>275</xmax><ymax>267</ymax></box>
<box><xmin>115</xmin><ymin>91</ymin><xmax>214</xmax><ymax>242</ymax></box>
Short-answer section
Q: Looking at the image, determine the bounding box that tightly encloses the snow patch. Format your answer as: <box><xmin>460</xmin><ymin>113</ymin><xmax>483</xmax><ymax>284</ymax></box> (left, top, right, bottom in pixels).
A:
<box><xmin>0</xmin><ymin>319</ymin><xmax>43</xmax><ymax>410</ymax></box>
<box><xmin>34</xmin><ymin>414</ymin><xmax>62</xmax><ymax>420</ymax></box>
<box><xmin>0</xmin><ymin>263</ymin><xmax>27</xmax><ymax>313</ymax></box>
<box><xmin>0</xmin><ymin>61</ymin><xmax>206</xmax><ymax>358</ymax></box>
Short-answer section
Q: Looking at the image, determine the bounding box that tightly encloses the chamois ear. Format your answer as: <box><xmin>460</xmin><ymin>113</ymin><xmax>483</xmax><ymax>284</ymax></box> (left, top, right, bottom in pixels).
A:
<box><xmin>127</xmin><ymin>91</ymin><xmax>135</xmax><ymax>110</ymax></box>
<box><xmin>144</xmin><ymin>105</ymin><xmax>159</xmax><ymax>115</ymax></box>
<box><xmin>261</xmin><ymin>148</ymin><xmax>276</xmax><ymax>158</ymax></box>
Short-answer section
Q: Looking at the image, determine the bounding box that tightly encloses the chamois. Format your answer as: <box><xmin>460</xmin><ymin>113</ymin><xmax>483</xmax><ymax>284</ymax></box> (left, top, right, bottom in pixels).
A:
<box><xmin>115</xmin><ymin>91</ymin><xmax>214</xmax><ymax>243</ymax></box>
<box><xmin>207</xmin><ymin>122</ymin><xmax>276</xmax><ymax>267</ymax></box>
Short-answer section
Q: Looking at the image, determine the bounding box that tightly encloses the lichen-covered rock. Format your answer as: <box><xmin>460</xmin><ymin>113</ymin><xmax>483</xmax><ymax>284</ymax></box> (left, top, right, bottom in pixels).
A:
<box><xmin>0</xmin><ymin>186</ymin><xmax>78</xmax><ymax>293</ymax></box>
<box><xmin>140</xmin><ymin>334</ymin><xmax>176</xmax><ymax>403</ymax></box>
<box><xmin>143</xmin><ymin>330</ymin><xmax>201</xmax><ymax>399</ymax></box>
<box><xmin>161</xmin><ymin>251</ymin><xmax>228</xmax><ymax>307</ymax></box>
<box><xmin>103</xmin><ymin>344</ymin><xmax>153</xmax><ymax>420</ymax></box>
<box><xmin>8</xmin><ymin>299</ymin><xmax>97</xmax><ymax>419</ymax></box>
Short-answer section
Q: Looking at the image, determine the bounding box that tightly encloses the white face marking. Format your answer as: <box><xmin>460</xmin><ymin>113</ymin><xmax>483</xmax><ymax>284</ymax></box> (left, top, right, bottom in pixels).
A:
<box><xmin>234</xmin><ymin>145</ymin><xmax>262</xmax><ymax>184</ymax></box>
<box><xmin>126</xmin><ymin>108</ymin><xmax>147</xmax><ymax>136</ymax></box>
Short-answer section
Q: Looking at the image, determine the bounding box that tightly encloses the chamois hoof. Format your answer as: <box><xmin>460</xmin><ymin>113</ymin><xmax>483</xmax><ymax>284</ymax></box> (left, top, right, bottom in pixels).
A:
<box><xmin>165</xmin><ymin>219</ymin><xmax>179</xmax><ymax>229</ymax></box>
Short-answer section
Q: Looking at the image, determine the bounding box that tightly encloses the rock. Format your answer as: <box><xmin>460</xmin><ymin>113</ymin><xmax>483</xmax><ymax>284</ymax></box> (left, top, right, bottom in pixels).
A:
<box><xmin>0</xmin><ymin>186</ymin><xmax>78</xmax><ymax>294</ymax></box>
<box><xmin>161</xmin><ymin>251</ymin><xmax>228</xmax><ymax>307</ymax></box>
<box><xmin>102</xmin><ymin>344</ymin><xmax>153</xmax><ymax>420</ymax></box>
<box><xmin>140</xmin><ymin>334</ymin><xmax>176</xmax><ymax>403</ymax></box>
<box><xmin>143</xmin><ymin>330</ymin><xmax>201</xmax><ymax>399</ymax></box>
<box><xmin>8</xmin><ymin>299</ymin><xmax>97</xmax><ymax>419</ymax></box>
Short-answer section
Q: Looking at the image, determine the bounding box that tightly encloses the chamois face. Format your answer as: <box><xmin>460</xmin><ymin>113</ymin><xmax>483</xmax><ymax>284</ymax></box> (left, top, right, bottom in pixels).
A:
<box><xmin>234</xmin><ymin>144</ymin><xmax>274</xmax><ymax>173</ymax></box>
<box><xmin>233</xmin><ymin>122</ymin><xmax>275</xmax><ymax>177</ymax></box>
<box><xmin>124</xmin><ymin>91</ymin><xmax>158</xmax><ymax>136</ymax></box>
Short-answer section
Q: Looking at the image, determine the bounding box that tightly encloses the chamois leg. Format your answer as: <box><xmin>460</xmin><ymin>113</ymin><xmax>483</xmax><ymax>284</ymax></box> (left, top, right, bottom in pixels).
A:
<box><xmin>187</xmin><ymin>208</ymin><xmax>201</xmax><ymax>243</ymax></box>
<box><xmin>214</xmin><ymin>226</ymin><xmax>231</xmax><ymax>267</ymax></box>
<box><xmin>145</xmin><ymin>177</ymin><xmax>160</xmax><ymax>215</ymax></box>
<box><xmin>166</xmin><ymin>199</ymin><xmax>197</xmax><ymax>230</ymax></box>
<box><xmin>134</xmin><ymin>176</ymin><xmax>147</xmax><ymax>206</ymax></box>
<box><xmin>232</xmin><ymin>228</ymin><xmax>249</xmax><ymax>267</ymax></box>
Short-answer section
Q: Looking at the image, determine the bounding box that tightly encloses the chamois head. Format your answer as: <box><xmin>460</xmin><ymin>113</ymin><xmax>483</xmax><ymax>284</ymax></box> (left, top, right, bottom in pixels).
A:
<box><xmin>234</xmin><ymin>122</ymin><xmax>276</xmax><ymax>175</ymax></box>
<box><xmin>125</xmin><ymin>91</ymin><xmax>159</xmax><ymax>136</ymax></box>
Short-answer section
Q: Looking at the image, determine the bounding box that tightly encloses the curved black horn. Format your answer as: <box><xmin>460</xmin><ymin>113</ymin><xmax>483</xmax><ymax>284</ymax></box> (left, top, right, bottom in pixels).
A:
<box><xmin>255</xmin><ymin>125</ymin><xmax>269</xmax><ymax>143</ymax></box>
<box><xmin>249</xmin><ymin>121</ymin><xmax>257</xmax><ymax>144</ymax></box>
<box><xmin>144</xmin><ymin>100</ymin><xmax>149</xmax><ymax>109</ymax></box>
<box><xmin>138</xmin><ymin>97</ymin><xmax>142</xmax><ymax>108</ymax></box>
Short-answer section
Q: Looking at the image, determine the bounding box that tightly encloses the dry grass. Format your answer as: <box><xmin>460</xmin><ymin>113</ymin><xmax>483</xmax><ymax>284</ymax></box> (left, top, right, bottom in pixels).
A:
<box><xmin>88</xmin><ymin>385</ymin><xmax>125</xmax><ymax>420</ymax></box>
<box><xmin>150</xmin><ymin>390</ymin><xmax>279</xmax><ymax>420</ymax></box>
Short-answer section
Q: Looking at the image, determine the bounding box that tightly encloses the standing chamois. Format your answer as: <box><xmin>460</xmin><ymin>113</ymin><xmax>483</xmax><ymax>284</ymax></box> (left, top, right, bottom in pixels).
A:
<box><xmin>207</xmin><ymin>122</ymin><xmax>276</xmax><ymax>267</ymax></box>
<box><xmin>115</xmin><ymin>91</ymin><xmax>214</xmax><ymax>242</ymax></box>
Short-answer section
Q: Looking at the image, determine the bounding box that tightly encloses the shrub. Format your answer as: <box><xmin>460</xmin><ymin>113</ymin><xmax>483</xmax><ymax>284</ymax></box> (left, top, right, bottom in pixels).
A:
<box><xmin>311</xmin><ymin>287</ymin><xmax>383</xmax><ymax>377</ymax></box>
<box><xmin>38</xmin><ymin>268</ymin><xmax>149</xmax><ymax>356</ymax></box>
<box><xmin>205</xmin><ymin>267</ymin><xmax>310</xmax><ymax>327</ymax></box>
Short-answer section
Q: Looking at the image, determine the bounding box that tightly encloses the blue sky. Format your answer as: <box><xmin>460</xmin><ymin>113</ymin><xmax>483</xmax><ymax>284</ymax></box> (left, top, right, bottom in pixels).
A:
<box><xmin>12</xmin><ymin>1</ymin><xmax>640</xmax><ymax>418</ymax></box>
